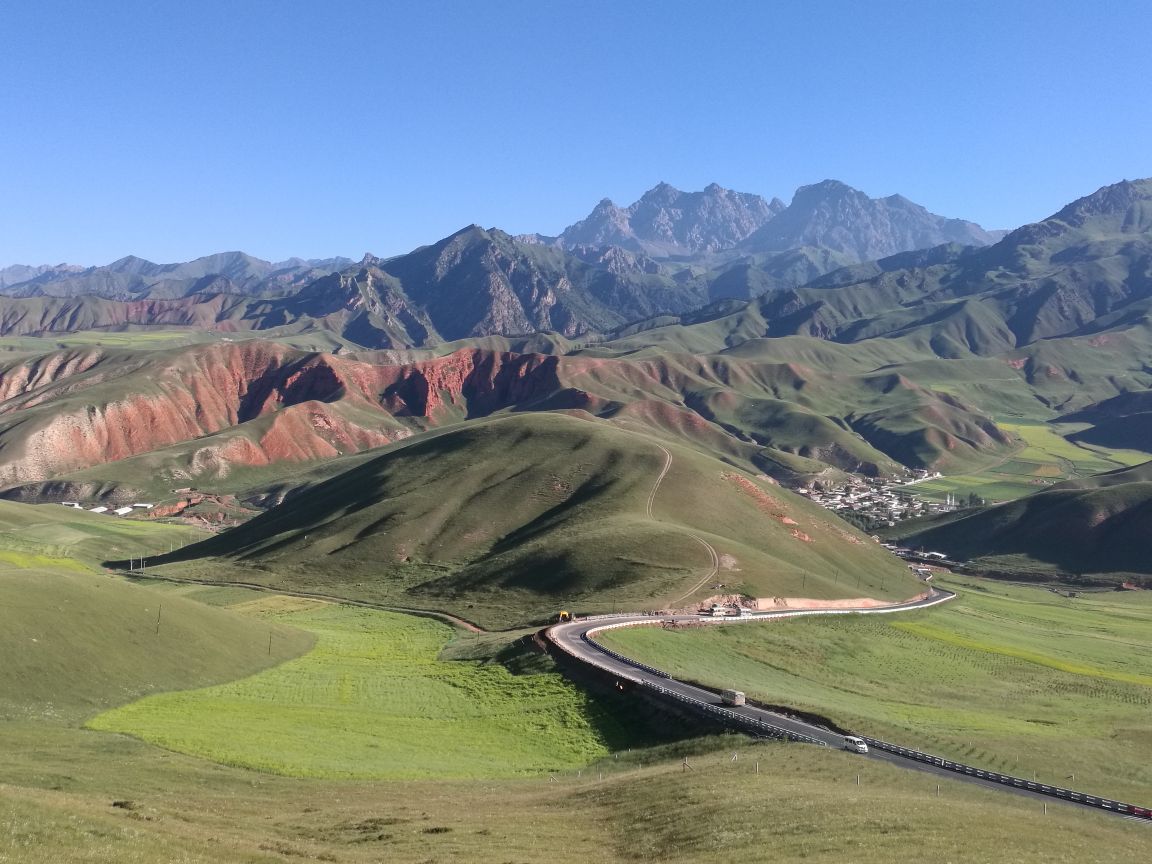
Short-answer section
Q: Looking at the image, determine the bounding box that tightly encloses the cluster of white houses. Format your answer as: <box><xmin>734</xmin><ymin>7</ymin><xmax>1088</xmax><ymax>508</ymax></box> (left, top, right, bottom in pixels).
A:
<box><xmin>794</xmin><ymin>473</ymin><xmax>956</xmax><ymax>527</ymax></box>
<box><xmin>60</xmin><ymin>502</ymin><xmax>154</xmax><ymax>517</ymax></box>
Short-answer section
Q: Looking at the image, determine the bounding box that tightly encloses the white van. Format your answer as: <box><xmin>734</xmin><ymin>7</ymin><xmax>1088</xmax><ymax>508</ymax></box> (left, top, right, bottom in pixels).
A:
<box><xmin>843</xmin><ymin>735</ymin><xmax>869</xmax><ymax>754</ymax></box>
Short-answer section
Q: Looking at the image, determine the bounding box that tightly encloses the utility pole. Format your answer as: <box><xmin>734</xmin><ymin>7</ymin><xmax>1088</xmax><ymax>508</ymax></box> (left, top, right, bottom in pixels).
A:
<box><xmin>155</xmin><ymin>603</ymin><xmax>163</xmax><ymax>635</ymax></box>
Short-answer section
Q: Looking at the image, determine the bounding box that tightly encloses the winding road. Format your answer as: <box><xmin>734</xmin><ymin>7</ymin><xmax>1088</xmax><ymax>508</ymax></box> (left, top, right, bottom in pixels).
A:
<box><xmin>546</xmin><ymin>599</ymin><xmax>1151</xmax><ymax>822</ymax></box>
<box><xmin>546</xmin><ymin>434</ymin><xmax>1152</xmax><ymax>822</ymax></box>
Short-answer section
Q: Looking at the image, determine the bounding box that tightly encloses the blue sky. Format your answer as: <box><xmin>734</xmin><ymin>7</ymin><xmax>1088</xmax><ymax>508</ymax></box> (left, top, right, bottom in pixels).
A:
<box><xmin>2</xmin><ymin>0</ymin><xmax>1149</xmax><ymax>266</ymax></box>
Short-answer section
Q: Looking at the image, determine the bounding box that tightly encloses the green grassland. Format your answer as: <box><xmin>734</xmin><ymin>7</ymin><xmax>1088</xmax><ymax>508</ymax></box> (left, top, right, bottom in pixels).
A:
<box><xmin>0</xmin><ymin>327</ymin><xmax>369</xmax><ymax>355</ymax></box>
<box><xmin>913</xmin><ymin>421</ymin><xmax>1152</xmax><ymax>503</ymax></box>
<box><xmin>88</xmin><ymin>599</ymin><xmax>621</xmax><ymax>779</ymax></box>
<box><xmin>601</xmin><ymin>577</ymin><xmax>1152</xmax><ymax>803</ymax></box>
<box><xmin>891</xmin><ymin>459</ymin><xmax>1152</xmax><ymax>577</ymax></box>
<box><xmin>0</xmin><ymin>329</ymin><xmax>219</xmax><ymax>353</ymax></box>
<box><xmin>1</xmin><ymin>729</ymin><xmax>1146</xmax><ymax>863</ymax></box>
<box><xmin>0</xmin><ymin>570</ymin><xmax>312</xmax><ymax>724</ymax></box>
<box><xmin>0</xmin><ymin>551</ymin><xmax>1146</xmax><ymax>859</ymax></box>
<box><xmin>0</xmin><ymin>500</ymin><xmax>205</xmax><ymax>564</ymax></box>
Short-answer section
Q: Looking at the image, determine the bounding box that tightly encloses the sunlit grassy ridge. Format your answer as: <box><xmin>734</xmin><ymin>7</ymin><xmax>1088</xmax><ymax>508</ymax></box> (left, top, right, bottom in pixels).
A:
<box><xmin>89</xmin><ymin>600</ymin><xmax>618</xmax><ymax>779</ymax></box>
<box><xmin>0</xmin><ymin>500</ymin><xmax>203</xmax><ymax>564</ymax></box>
<box><xmin>0</xmin><ymin>572</ymin><xmax>312</xmax><ymax>724</ymax></box>
<box><xmin>154</xmin><ymin>413</ymin><xmax>919</xmax><ymax>627</ymax></box>
<box><xmin>601</xmin><ymin>577</ymin><xmax>1152</xmax><ymax>802</ymax></box>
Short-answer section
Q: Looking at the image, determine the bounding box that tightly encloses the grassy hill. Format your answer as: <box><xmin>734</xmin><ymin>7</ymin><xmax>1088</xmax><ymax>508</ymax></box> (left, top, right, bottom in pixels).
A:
<box><xmin>146</xmin><ymin>413</ymin><xmax>920</xmax><ymax>627</ymax></box>
<box><xmin>0</xmin><ymin>498</ymin><xmax>210</xmax><ymax>563</ymax></box>
<box><xmin>892</xmin><ymin>461</ymin><xmax>1152</xmax><ymax>578</ymax></box>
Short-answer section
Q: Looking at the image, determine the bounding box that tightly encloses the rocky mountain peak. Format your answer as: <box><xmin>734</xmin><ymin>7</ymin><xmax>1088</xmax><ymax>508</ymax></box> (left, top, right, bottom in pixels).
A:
<box><xmin>742</xmin><ymin>179</ymin><xmax>1000</xmax><ymax>262</ymax></box>
<box><xmin>1054</xmin><ymin>178</ymin><xmax>1152</xmax><ymax>226</ymax></box>
<box><xmin>560</xmin><ymin>182</ymin><xmax>780</xmax><ymax>256</ymax></box>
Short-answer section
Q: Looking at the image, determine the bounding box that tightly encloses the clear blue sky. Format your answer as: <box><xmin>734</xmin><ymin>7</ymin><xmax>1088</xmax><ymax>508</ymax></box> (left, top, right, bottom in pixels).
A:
<box><xmin>2</xmin><ymin>0</ymin><xmax>1149</xmax><ymax>266</ymax></box>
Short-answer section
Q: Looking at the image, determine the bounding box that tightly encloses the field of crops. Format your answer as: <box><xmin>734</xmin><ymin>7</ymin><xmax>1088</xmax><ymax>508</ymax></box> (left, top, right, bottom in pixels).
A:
<box><xmin>88</xmin><ymin>598</ymin><xmax>618</xmax><ymax>779</ymax></box>
<box><xmin>914</xmin><ymin>422</ymin><xmax>1151</xmax><ymax>502</ymax></box>
<box><xmin>601</xmin><ymin>577</ymin><xmax>1152</xmax><ymax>803</ymax></box>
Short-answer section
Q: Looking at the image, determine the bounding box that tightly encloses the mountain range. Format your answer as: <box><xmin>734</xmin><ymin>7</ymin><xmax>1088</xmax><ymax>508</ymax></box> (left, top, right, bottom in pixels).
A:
<box><xmin>0</xmin><ymin>179</ymin><xmax>1005</xmax><ymax>346</ymax></box>
<box><xmin>1</xmin><ymin>175</ymin><xmax>1151</xmax><ymax>586</ymax></box>
<box><xmin>527</xmin><ymin>179</ymin><xmax>1003</xmax><ymax>261</ymax></box>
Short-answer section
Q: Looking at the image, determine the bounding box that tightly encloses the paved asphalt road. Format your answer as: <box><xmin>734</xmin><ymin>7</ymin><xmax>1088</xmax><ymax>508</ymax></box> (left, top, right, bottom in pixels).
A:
<box><xmin>547</xmin><ymin>589</ymin><xmax>1151</xmax><ymax>822</ymax></box>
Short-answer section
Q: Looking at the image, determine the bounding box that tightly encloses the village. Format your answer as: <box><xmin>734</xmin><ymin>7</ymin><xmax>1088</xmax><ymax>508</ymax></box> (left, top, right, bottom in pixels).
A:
<box><xmin>792</xmin><ymin>469</ymin><xmax>964</xmax><ymax>529</ymax></box>
<box><xmin>59</xmin><ymin>501</ymin><xmax>155</xmax><ymax>517</ymax></box>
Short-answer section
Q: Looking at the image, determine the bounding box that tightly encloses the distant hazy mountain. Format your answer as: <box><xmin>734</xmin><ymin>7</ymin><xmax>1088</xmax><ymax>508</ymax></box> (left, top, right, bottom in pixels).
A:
<box><xmin>2</xmin><ymin>179</ymin><xmax>1145</xmax><ymax>360</ymax></box>
<box><xmin>529</xmin><ymin>179</ymin><xmax>1001</xmax><ymax>266</ymax></box>
<box><xmin>640</xmin><ymin>178</ymin><xmax>1152</xmax><ymax>359</ymax></box>
<box><xmin>0</xmin><ymin>252</ymin><xmax>353</xmax><ymax>300</ymax></box>
<box><xmin>738</xmin><ymin>179</ymin><xmax>1004</xmax><ymax>262</ymax></box>
<box><xmin>530</xmin><ymin>182</ymin><xmax>785</xmax><ymax>257</ymax></box>
<box><xmin>0</xmin><ymin>263</ymin><xmax>84</xmax><ymax>288</ymax></box>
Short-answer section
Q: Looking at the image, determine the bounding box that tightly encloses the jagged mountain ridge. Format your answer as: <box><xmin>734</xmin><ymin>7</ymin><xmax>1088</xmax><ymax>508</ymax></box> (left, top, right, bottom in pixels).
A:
<box><xmin>527</xmin><ymin>179</ymin><xmax>1001</xmax><ymax>264</ymax></box>
<box><xmin>544</xmin><ymin>182</ymin><xmax>785</xmax><ymax>256</ymax></box>
<box><xmin>612</xmin><ymin>179</ymin><xmax>1152</xmax><ymax>361</ymax></box>
<box><xmin>0</xmin><ymin>178</ymin><xmax>1144</xmax><ymax>359</ymax></box>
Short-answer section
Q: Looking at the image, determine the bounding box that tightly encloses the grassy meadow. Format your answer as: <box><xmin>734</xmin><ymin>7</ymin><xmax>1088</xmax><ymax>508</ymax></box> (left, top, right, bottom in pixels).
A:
<box><xmin>152</xmin><ymin>413</ymin><xmax>920</xmax><ymax>628</ymax></box>
<box><xmin>1</xmin><ymin>500</ymin><xmax>1149</xmax><ymax>860</ymax></box>
<box><xmin>1</xmin><ymin>732</ymin><xmax>1147</xmax><ymax>864</ymax></box>
<box><xmin>907</xmin><ymin>423</ymin><xmax>1152</xmax><ymax>504</ymax></box>
<box><xmin>913</xmin><ymin>421</ymin><xmax>1151</xmax><ymax>503</ymax></box>
<box><xmin>602</xmin><ymin>576</ymin><xmax>1152</xmax><ymax>803</ymax></box>
<box><xmin>0</xmin><ymin>500</ymin><xmax>206</xmax><ymax>564</ymax></box>
<box><xmin>88</xmin><ymin>597</ymin><xmax>622</xmax><ymax>779</ymax></box>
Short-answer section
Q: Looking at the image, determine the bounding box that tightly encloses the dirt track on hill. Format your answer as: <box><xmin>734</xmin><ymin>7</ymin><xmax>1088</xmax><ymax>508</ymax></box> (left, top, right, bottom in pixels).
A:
<box><xmin>638</xmin><ymin>440</ymin><xmax>721</xmax><ymax>606</ymax></box>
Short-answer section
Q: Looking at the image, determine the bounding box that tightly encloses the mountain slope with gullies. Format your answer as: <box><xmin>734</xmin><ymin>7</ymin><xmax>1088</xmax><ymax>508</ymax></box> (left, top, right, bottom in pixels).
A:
<box><xmin>141</xmin><ymin>413</ymin><xmax>920</xmax><ymax>627</ymax></box>
<box><xmin>755</xmin><ymin>178</ymin><xmax>1152</xmax><ymax>349</ymax></box>
<box><xmin>892</xmin><ymin>460</ymin><xmax>1152</xmax><ymax>580</ymax></box>
<box><xmin>585</xmin><ymin>179</ymin><xmax>1152</xmax><ymax>407</ymax></box>
<box><xmin>0</xmin><ymin>335</ymin><xmax>1019</xmax><ymax>504</ymax></box>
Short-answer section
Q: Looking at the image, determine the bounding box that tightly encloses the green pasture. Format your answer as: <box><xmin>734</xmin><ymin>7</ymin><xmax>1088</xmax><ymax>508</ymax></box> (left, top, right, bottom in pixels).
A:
<box><xmin>2</xmin><ymin>731</ymin><xmax>1144</xmax><ymax>864</ymax></box>
<box><xmin>0</xmin><ymin>500</ymin><xmax>206</xmax><ymax>565</ymax></box>
<box><xmin>601</xmin><ymin>577</ymin><xmax>1152</xmax><ymax>803</ymax></box>
<box><xmin>0</xmin><ymin>564</ymin><xmax>1146</xmax><ymax>861</ymax></box>
<box><xmin>914</xmin><ymin>421</ymin><xmax>1152</xmax><ymax>502</ymax></box>
<box><xmin>0</xmin><ymin>329</ymin><xmax>215</xmax><ymax>352</ymax></box>
<box><xmin>88</xmin><ymin>599</ymin><xmax>619</xmax><ymax>779</ymax></box>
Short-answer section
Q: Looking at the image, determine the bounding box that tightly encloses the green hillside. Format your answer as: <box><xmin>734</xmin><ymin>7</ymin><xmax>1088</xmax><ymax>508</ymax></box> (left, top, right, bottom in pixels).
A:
<box><xmin>893</xmin><ymin>460</ymin><xmax>1152</xmax><ymax>578</ymax></box>
<box><xmin>0</xmin><ymin>499</ymin><xmax>203</xmax><ymax>563</ymax></box>
<box><xmin>0</xmin><ymin>566</ymin><xmax>312</xmax><ymax>723</ymax></box>
<box><xmin>147</xmin><ymin>413</ymin><xmax>919</xmax><ymax>627</ymax></box>
<box><xmin>89</xmin><ymin>600</ymin><xmax>619</xmax><ymax>779</ymax></box>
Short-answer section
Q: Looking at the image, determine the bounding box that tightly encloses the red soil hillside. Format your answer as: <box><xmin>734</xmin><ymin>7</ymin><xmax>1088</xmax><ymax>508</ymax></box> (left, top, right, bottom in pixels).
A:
<box><xmin>0</xmin><ymin>338</ymin><xmax>1012</xmax><ymax>491</ymax></box>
